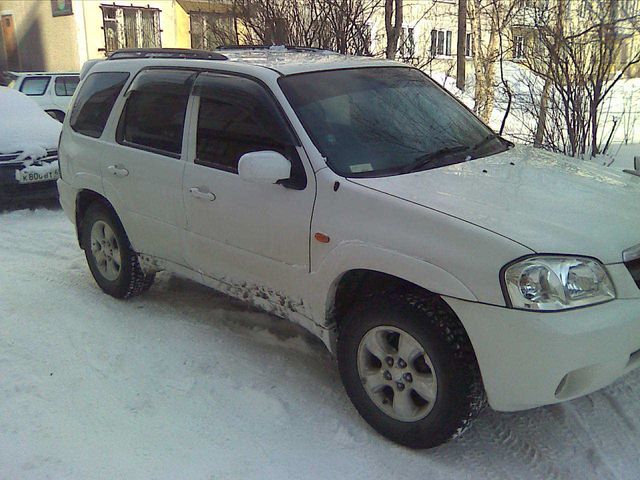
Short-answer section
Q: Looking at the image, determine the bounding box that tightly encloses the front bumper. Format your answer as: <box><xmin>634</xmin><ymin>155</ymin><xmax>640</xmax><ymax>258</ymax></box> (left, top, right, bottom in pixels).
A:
<box><xmin>0</xmin><ymin>160</ymin><xmax>59</xmax><ymax>202</ymax></box>
<box><xmin>446</xmin><ymin>297</ymin><xmax>640</xmax><ymax>412</ymax></box>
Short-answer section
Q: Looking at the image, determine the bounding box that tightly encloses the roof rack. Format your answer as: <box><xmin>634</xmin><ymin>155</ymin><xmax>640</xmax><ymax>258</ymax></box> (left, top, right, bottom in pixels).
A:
<box><xmin>108</xmin><ymin>48</ymin><xmax>227</xmax><ymax>61</ymax></box>
<box><xmin>216</xmin><ymin>45</ymin><xmax>332</xmax><ymax>54</ymax></box>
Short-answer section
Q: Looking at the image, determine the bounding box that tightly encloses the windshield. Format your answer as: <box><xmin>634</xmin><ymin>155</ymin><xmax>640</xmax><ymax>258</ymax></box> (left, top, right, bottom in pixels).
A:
<box><xmin>279</xmin><ymin>67</ymin><xmax>508</xmax><ymax>177</ymax></box>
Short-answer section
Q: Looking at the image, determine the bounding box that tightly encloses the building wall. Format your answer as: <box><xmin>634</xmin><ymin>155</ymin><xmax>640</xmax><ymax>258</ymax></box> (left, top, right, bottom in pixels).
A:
<box><xmin>0</xmin><ymin>0</ymin><xmax>192</xmax><ymax>72</ymax></box>
<box><xmin>368</xmin><ymin>0</ymin><xmax>474</xmax><ymax>77</ymax></box>
<box><xmin>0</xmin><ymin>0</ymin><xmax>80</xmax><ymax>71</ymax></box>
<box><xmin>79</xmin><ymin>0</ymin><xmax>191</xmax><ymax>62</ymax></box>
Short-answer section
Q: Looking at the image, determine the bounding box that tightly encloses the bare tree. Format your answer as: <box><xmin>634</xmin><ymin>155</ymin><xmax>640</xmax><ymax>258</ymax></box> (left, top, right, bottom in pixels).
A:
<box><xmin>384</xmin><ymin>0</ymin><xmax>402</xmax><ymax>59</ymax></box>
<box><xmin>522</xmin><ymin>0</ymin><xmax>640</xmax><ymax>157</ymax></box>
<box><xmin>456</xmin><ymin>0</ymin><xmax>467</xmax><ymax>90</ymax></box>
<box><xmin>467</xmin><ymin>0</ymin><xmax>521</xmax><ymax>122</ymax></box>
<box><xmin>233</xmin><ymin>0</ymin><xmax>380</xmax><ymax>54</ymax></box>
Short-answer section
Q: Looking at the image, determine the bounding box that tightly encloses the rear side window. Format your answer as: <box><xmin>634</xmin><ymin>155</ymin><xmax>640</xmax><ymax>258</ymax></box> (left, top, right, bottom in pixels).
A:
<box><xmin>54</xmin><ymin>76</ymin><xmax>80</xmax><ymax>96</ymax></box>
<box><xmin>193</xmin><ymin>73</ymin><xmax>296</xmax><ymax>173</ymax></box>
<box><xmin>20</xmin><ymin>76</ymin><xmax>50</xmax><ymax>95</ymax></box>
<box><xmin>69</xmin><ymin>72</ymin><xmax>129</xmax><ymax>138</ymax></box>
<box><xmin>117</xmin><ymin>69</ymin><xmax>195</xmax><ymax>156</ymax></box>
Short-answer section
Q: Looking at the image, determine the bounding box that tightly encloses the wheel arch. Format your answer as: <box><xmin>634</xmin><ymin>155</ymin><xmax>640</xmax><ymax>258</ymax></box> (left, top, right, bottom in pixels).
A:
<box><xmin>45</xmin><ymin>109</ymin><xmax>65</xmax><ymax>122</ymax></box>
<box><xmin>315</xmin><ymin>243</ymin><xmax>478</xmax><ymax>329</ymax></box>
<box><xmin>75</xmin><ymin>189</ymin><xmax>117</xmax><ymax>248</ymax></box>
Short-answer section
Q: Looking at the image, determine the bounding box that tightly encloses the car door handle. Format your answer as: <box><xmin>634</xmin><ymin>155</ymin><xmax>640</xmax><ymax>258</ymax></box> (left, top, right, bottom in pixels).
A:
<box><xmin>107</xmin><ymin>165</ymin><xmax>129</xmax><ymax>177</ymax></box>
<box><xmin>189</xmin><ymin>187</ymin><xmax>216</xmax><ymax>201</ymax></box>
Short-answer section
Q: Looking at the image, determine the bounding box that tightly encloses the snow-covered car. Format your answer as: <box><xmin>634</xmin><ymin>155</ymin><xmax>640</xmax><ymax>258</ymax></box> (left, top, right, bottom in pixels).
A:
<box><xmin>57</xmin><ymin>47</ymin><xmax>640</xmax><ymax>449</ymax></box>
<box><xmin>8</xmin><ymin>72</ymin><xmax>80</xmax><ymax>122</ymax></box>
<box><xmin>0</xmin><ymin>87</ymin><xmax>61</xmax><ymax>202</ymax></box>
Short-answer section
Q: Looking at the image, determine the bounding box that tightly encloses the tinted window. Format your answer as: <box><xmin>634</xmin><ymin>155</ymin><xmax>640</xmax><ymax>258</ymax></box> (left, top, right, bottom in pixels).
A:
<box><xmin>20</xmin><ymin>76</ymin><xmax>50</xmax><ymax>95</ymax></box>
<box><xmin>280</xmin><ymin>67</ymin><xmax>507</xmax><ymax>177</ymax></box>
<box><xmin>70</xmin><ymin>72</ymin><xmax>129</xmax><ymax>138</ymax></box>
<box><xmin>194</xmin><ymin>73</ymin><xmax>296</xmax><ymax>174</ymax></box>
<box><xmin>54</xmin><ymin>76</ymin><xmax>80</xmax><ymax>96</ymax></box>
<box><xmin>118</xmin><ymin>69</ymin><xmax>194</xmax><ymax>156</ymax></box>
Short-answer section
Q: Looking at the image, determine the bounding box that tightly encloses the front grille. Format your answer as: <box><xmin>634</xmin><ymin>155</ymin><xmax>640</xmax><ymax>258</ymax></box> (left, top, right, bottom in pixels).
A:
<box><xmin>625</xmin><ymin>258</ymin><xmax>640</xmax><ymax>288</ymax></box>
<box><xmin>0</xmin><ymin>153</ymin><xmax>20</xmax><ymax>162</ymax></box>
<box><xmin>0</xmin><ymin>150</ymin><xmax>57</xmax><ymax>163</ymax></box>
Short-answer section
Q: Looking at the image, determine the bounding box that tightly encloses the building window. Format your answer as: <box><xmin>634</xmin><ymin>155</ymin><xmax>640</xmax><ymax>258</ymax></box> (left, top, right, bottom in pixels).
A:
<box><xmin>265</xmin><ymin>17</ymin><xmax>288</xmax><ymax>44</ymax></box>
<box><xmin>101</xmin><ymin>4</ymin><xmax>161</xmax><ymax>54</ymax></box>
<box><xmin>465</xmin><ymin>32</ymin><xmax>473</xmax><ymax>57</ymax></box>
<box><xmin>399</xmin><ymin>26</ymin><xmax>416</xmax><ymax>59</ymax></box>
<box><xmin>190</xmin><ymin>12</ymin><xmax>237</xmax><ymax>49</ymax></box>
<box><xmin>430</xmin><ymin>29</ymin><xmax>452</xmax><ymax>57</ymax></box>
<box><xmin>513</xmin><ymin>35</ymin><xmax>525</xmax><ymax>59</ymax></box>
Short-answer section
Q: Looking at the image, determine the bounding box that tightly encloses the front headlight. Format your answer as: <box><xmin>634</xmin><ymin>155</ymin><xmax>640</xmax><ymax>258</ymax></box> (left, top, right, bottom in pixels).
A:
<box><xmin>502</xmin><ymin>256</ymin><xmax>615</xmax><ymax>311</ymax></box>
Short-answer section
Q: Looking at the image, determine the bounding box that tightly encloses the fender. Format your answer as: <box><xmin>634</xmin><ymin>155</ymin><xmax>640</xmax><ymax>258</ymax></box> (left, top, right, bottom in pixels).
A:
<box><xmin>308</xmin><ymin>240</ymin><xmax>478</xmax><ymax>326</ymax></box>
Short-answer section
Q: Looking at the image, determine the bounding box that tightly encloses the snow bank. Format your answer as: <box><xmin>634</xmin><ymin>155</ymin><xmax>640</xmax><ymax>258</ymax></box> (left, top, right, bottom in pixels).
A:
<box><xmin>0</xmin><ymin>87</ymin><xmax>61</xmax><ymax>157</ymax></box>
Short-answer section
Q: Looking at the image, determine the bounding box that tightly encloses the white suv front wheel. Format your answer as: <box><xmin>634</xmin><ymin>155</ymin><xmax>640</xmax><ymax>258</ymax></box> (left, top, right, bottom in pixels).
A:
<box><xmin>81</xmin><ymin>202</ymin><xmax>155</xmax><ymax>299</ymax></box>
<box><xmin>337</xmin><ymin>292</ymin><xmax>485</xmax><ymax>449</ymax></box>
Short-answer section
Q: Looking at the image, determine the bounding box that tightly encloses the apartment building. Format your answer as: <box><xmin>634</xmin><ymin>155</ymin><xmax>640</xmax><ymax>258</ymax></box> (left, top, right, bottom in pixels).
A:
<box><xmin>0</xmin><ymin>0</ymin><xmax>235</xmax><ymax>71</ymax></box>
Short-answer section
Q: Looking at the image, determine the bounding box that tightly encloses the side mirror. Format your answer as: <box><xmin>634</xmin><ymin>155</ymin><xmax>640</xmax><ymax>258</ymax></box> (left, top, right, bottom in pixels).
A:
<box><xmin>238</xmin><ymin>151</ymin><xmax>291</xmax><ymax>185</ymax></box>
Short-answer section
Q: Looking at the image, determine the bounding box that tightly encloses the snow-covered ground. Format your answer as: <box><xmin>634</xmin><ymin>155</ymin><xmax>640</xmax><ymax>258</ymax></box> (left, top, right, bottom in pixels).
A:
<box><xmin>2</xmin><ymin>206</ymin><xmax>640</xmax><ymax>479</ymax></box>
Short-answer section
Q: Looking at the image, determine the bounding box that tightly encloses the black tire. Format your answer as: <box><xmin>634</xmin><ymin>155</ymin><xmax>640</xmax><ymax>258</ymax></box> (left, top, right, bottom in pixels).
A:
<box><xmin>337</xmin><ymin>291</ymin><xmax>485</xmax><ymax>449</ymax></box>
<box><xmin>81</xmin><ymin>202</ymin><xmax>155</xmax><ymax>299</ymax></box>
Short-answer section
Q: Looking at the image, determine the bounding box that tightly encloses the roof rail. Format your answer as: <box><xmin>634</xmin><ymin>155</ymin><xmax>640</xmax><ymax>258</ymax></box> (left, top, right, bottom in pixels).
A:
<box><xmin>216</xmin><ymin>45</ymin><xmax>333</xmax><ymax>54</ymax></box>
<box><xmin>108</xmin><ymin>48</ymin><xmax>227</xmax><ymax>61</ymax></box>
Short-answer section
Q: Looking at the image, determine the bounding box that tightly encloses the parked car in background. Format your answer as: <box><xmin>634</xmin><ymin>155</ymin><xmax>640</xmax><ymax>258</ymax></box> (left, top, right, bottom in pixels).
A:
<box><xmin>8</xmin><ymin>72</ymin><xmax>80</xmax><ymax>122</ymax></box>
<box><xmin>0</xmin><ymin>87</ymin><xmax>61</xmax><ymax>203</ymax></box>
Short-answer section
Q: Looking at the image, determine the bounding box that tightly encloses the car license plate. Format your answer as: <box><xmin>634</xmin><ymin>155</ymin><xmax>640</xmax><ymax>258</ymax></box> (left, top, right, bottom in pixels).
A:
<box><xmin>15</xmin><ymin>167</ymin><xmax>60</xmax><ymax>184</ymax></box>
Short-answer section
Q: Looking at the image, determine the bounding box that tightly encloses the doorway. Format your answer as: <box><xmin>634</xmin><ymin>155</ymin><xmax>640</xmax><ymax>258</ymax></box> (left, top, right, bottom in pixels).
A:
<box><xmin>1</xmin><ymin>14</ymin><xmax>19</xmax><ymax>70</ymax></box>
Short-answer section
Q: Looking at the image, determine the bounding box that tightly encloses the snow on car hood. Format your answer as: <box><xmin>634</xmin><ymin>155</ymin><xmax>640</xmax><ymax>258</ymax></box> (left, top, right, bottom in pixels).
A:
<box><xmin>0</xmin><ymin>87</ymin><xmax>61</xmax><ymax>159</ymax></box>
<box><xmin>349</xmin><ymin>145</ymin><xmax>640</xmax><ymax>264</ymax></box>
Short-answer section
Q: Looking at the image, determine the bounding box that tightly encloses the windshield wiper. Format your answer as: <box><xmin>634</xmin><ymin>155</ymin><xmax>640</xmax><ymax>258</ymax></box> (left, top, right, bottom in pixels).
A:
<box><xmin>469</xmin><ymin>134</ymin><xmax>498</xmax><ymax>153</ymax></box>
<box><xmin>400</xmin><ymin>145</ymin><xmax>469</xmax><ymax>174</ymax></box>
<box><xmin>467</xmin><ymin>133</ymin><xmax>514</xmax><ymax>158</ymax></box>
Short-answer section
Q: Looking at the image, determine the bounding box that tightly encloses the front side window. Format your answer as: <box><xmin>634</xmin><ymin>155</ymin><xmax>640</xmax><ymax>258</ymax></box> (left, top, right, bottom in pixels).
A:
<box><xmin>69</xmin><ymin>71</ymin><xmax>129</xmax><ymax>138</ymax></box>
<box><xmin>54</xmin><ymin>76</ymin><xmax>80</xmax><ymax>96</ymax></box>
<box><xmin>20</xmin><ymin>76</ymin><xmax>50</xmax><ymax>95</ymax></box>
<box><xmin>101</xmin><ymin>4</ymin><xmax>161</xmax><ymax>54</ymax></box>
<box><xmin>193</xmin><ymin>73</ymin><xmax>304</xmax><ymax>187</ymax></box>
<box><xmin>118</xmin><ymin>69</ymin><xmax>195</xmax><ymax>156</ymax></box>
<box><xmin>280</xmin><ymin>67</ymin><xmax>507</xmax><ymax>178</ymax></box>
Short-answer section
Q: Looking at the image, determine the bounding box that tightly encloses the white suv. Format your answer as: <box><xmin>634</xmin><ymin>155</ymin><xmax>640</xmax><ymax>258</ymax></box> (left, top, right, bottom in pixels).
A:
<box><xmin>57</xmin><ymin>47</ymin><xmax>640</xmax><ymax>449</ymax></box>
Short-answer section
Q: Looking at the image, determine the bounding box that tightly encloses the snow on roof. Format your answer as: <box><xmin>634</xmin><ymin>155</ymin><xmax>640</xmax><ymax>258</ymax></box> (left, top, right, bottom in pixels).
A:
<box><xmin>94</xmin><ymin>47</ymin><xmax>403</xmax><ymax>77</ymax></box>
<box><xmin>0</xmin><ymin>87</ymin><xmax>61</xmax><ymax>157</ymax></box>
<box><xmin>220</xmin><ymin>48</ymin><xmax>400</xmax><ymax>75</ymax></box>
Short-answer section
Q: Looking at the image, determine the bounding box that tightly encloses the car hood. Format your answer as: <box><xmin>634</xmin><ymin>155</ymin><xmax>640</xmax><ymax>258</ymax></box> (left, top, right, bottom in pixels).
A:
<box><xmin>349</xmin><ymin>145</ymin><xmax>640</xmax><ymax>264</ymax></box>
